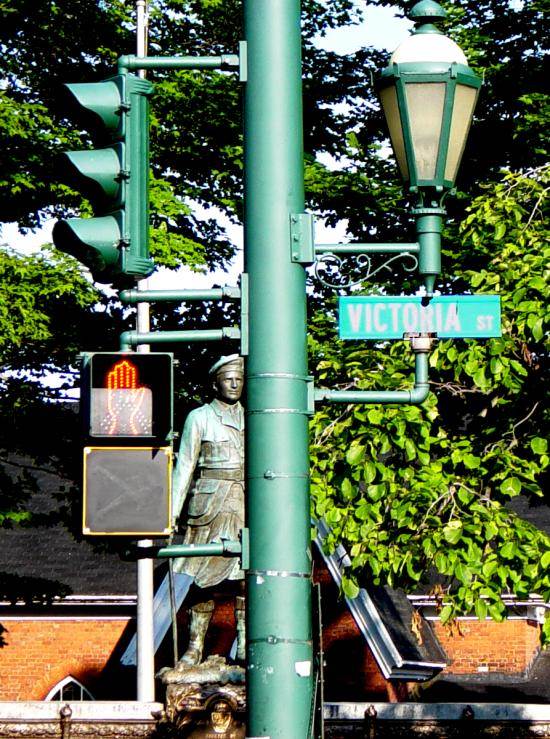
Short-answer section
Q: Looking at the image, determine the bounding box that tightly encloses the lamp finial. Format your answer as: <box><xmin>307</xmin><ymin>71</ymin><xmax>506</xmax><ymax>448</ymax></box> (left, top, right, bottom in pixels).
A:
<box><xmin>410</xmin><ymin>0</ymin><xmax>446</xmax><ymax>34</ymax></box>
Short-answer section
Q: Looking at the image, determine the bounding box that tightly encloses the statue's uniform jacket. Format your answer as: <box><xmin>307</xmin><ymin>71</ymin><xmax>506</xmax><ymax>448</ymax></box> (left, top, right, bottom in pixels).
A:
<box><xmin>172</xmin><ymin>398</ymin><xmax>244</xmax><ymax>588</ymax></box>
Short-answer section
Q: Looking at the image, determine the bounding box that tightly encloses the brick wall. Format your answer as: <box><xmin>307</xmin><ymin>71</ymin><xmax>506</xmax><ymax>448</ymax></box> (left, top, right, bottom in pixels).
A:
<box><xmin>322</xmin><ymin>609</ymin><xmax>391</xmax><ymax>701</ymax></box>
<box><xmin>0</xmin><ymin>618</ymin><xmax>131</xmax><ymax>700</ymax></box>
<box><xmin>432</xmin><ymin>618</ymin><xmax>541</xmax><ymax>675</ymax></box>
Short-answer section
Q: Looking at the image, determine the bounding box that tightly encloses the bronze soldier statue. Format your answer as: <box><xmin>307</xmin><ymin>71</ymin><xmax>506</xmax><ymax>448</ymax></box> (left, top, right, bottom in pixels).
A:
<box><xmin>172</xmin><ymin>354</ymin><xmax>245</xmax><ymax>666</ymax></box>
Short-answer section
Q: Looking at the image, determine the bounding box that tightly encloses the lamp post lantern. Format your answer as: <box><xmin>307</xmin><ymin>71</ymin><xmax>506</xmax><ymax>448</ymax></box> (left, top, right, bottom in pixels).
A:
<box><xmin>378</xmin><ymin>0</ymin><xmax>481</xmax><ymax>197</ymax></box>
<box><xmin>377</xmin><ymin>0</ymin><xmax>482</xmax><ymax>294</ymax></box>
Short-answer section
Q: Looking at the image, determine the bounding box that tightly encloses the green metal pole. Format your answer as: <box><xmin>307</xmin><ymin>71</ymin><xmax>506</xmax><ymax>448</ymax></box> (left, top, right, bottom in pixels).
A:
<box><xmin>244</xmin><ymin>2</ymin><xmax>313</xmax><ymax>737</ymax></box>
<box><xmin>414</xmin><ymin>208</ymin><xmax>444</xmax><ymax>295</ymax></box>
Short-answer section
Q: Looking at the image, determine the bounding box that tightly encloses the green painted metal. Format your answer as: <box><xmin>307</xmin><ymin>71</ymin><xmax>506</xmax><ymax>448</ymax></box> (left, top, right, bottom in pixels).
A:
<box><xmin>290</xmin><ymin>213</ymin><xmax>315</xmax><ymax>264</ymax></box>
<box><xmin>415</xmin><ymin>209</ymin><xmax>443</xmax><ymax>293</ymax></box>
<box><xmin>315</xmin><ymin>243</ymin><xmax>419</xmax><ymax>255</ymax></box>
<box><xmin>315</xmin><ymin>351</ymin><xmax>430</xmax><ymax>405</ymax></box>
<box><xmin>64</xmin><ymin>147</ymin><xmax>123</xmax><ymax>204</ymax></box>
<box><xmin>119</xmin><ymin>328</ymin><xmax>240</xmax><ymax>351</ymax></box>
<box><xmin>244</xmin><ymin>0</ymin><xmax>314</xmax><ymax>736</ymax></box>
<box><xmin>118</xmin><ymin>54</ymin><xmax>240</xmax><ymax>73</ymax></box>
<box><xmin>53</xmin><ymin>215</ymin><xmax>122</xmax><ymax>273</ymax></box>
<box><xmin>52</xmin><ymin>73</ymin><xmax>154</xmax><ymax>284</ymax></box>
<box><xmin>156</xmin><ymin>541</ymin><xmax>241</xmax><ymax>558</ymax></box>
<box><xmin>119</xmin><ymin>287</ymin><xmax>240</xmax><ymax>303</ymax></box>
<box><xmin>410</xmin><ymin>0</ymin><xmax>447</xmax><ymax>29</ymax></box>
<box><xmin>62</xmin><ymin>79</ymin><xmax>124</xmax><ymax>133</ymax></box>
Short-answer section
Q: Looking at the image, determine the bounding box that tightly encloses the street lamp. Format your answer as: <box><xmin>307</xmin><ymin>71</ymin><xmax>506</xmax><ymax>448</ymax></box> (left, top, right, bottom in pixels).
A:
<box><xmin>377</xmin><ymin>0</ymin><xmax>482</xmax><ymax>293</ymax></box>
<box><xmin>378</xmin><ymin>0</ymin><xmax>481</xmax><ymax>197</ymax></box>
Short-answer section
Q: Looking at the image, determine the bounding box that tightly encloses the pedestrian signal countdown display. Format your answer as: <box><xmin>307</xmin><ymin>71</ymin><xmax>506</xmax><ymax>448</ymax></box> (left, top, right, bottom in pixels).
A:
<box><xmin>83</xmin><ymin>352</ymin><xmax>173</xmax><ymax>446</ymax></box>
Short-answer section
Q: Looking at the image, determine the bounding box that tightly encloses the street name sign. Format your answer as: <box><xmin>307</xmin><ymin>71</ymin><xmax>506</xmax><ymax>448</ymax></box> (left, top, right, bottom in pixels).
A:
<box><xmin>339</xmin><ymin>295</ymin><xmax>501</xmax><ymax>340</ymax></box>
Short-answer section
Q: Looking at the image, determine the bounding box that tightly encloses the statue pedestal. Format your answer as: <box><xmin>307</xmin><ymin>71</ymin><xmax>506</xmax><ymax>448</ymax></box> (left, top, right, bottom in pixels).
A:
<box><xmin>158</xmin><ymin>655</ymin><xmax>246</xmax><ymax>738</ymax></box>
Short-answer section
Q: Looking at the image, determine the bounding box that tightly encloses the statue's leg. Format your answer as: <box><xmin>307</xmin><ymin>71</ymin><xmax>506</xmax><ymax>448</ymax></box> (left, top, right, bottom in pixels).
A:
<box><xmin>235</xmin><ymin>595</ymin><xmax>245</xmax><ymax>664</ymax></box>
<box><xmin>180</xmin><ymin>599</ymin><xmax>215</xmax><ymax>666</ymax></box>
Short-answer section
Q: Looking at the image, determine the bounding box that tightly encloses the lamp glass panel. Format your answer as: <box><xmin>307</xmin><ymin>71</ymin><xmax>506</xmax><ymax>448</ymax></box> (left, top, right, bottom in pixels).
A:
<box><xmin>404</xmin><ymin>82</ymin><xmax>446</xmax><ymax>181</ymax></box>
<box><xmin>380</xmin><ymin>85</ymin><xmax>409</xmax><ymax>180</ymax></box>
<box><xmin>444</xmin><ymin>84</ymin><xmax>478</xmax><ymax>183</ymax></box>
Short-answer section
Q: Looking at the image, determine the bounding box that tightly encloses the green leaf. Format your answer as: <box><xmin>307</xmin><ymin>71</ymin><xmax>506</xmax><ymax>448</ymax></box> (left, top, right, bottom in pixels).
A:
<box><xmin>484</xmin><ymin>521</ymin><xmax>498</xmax><ymax>541</ymax></box>
<box><xmin>531</xmin><ymin>437</ymin><xmax>548</xmax><ymax>455</ymax></box>
<box><xmin>463</xmin><ymin>453</ymin><xmax>480</xmax><ymax>470</ymax></box>
<box><xmin>363</xmin><ymin>462</ymin><xmax>377</xmax><ymax>484</ymax></box>
<box><xmin>500</xmin><ymin>541</ymin><xmax>517</xmax><ymax>559</ymax></box>
<box><xmin>500</xmin><ymin>477</ymin><xmax>522</xmax><ymax>497</ymax></box>
<box><xmin>443</xmin><ymin>521</ymin><xmax>463</xmax><ymax>545</ymax></box>
<box><xmin>342</xmin><ymin>575</ymin><xmax>360</xmax><ymax>599</ymax></box>
<box><xmin>482</xmin><ymin>559</ymin><xmax>498</xmax><ymax>578</ymax></box>
<box><xmin>367</xmin><ymin>408</ymin><xmax>383</xmax><ymax>425</ymax></box>
<box><xmin>346</xmin><ymin>445</ymin><xmax>365</xmax><ymax>465</ymax></box>
<box><xmin>494</xmin><ymin>222</ymin><xmax>506</xmax><ymax>240</ymax></box>
<box><xmin>475</xmin><ymin>599</ymin><xmax>488</xmax><ymax>620</ymax></box>
<box><xmin>341</xmin><ymin>477</ymin><xmax>356</xmax><ymax>501</ymax></box>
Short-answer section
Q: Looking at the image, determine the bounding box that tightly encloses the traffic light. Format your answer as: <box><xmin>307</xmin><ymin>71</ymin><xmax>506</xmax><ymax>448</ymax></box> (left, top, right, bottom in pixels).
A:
<box><xmin>81</xmin><ymin>352</ymin><xmax>173</xmax><ymax>536</ymax></box>
<box><xmin>53</xmin><ymin>73</ymin><xmax>155</xmax><ymax>284</ymax></box>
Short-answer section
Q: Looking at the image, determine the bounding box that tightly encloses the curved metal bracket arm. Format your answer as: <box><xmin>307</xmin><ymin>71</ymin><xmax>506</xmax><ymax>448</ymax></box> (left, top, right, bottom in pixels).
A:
<box><xmin>119</xmin><ymin>327</ymin><xmax>240</xmax><ymax>351</ymax></box>
<box><xmin>314</xmin><ymin>348</ymin><xmax>430</xmax><ymax>406</ymax></box>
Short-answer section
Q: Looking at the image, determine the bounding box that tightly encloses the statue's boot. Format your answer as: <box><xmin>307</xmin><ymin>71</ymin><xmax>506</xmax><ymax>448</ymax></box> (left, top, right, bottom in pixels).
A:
<box><xmin>235</xmin><ymin>595</ymin><xmax>246</xmax><ymax>664</ymax></box>
<box><xmin>180</xmin><ymin>599</ymin><xmax>215</xmax><ymax>666</ymax></box>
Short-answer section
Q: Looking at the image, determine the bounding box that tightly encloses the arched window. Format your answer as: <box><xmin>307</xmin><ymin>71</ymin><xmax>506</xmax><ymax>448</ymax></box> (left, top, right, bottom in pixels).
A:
<box><xmin>45</xmin><ymin>676</ymin><xmax>94</xmax><ymax>701</ymax></box>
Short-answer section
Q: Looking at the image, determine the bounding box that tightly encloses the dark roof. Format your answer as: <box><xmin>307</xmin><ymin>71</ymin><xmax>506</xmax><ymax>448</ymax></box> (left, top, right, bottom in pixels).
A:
<box><xmin>507</xmin><ymin>495</ymin><xmax>550</xmax><ymax>536</ymax></box>
<box><xmin>0</xmin><ymin>465</ymin><xmax>136</xmax><ymax>599</ymax></box>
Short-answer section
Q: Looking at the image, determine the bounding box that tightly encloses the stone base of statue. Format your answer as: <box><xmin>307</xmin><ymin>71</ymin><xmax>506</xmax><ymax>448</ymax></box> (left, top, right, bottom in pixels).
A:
<box><xmin>157</xmin><ymin>655</ymin><xmax>246</xmax><ymax>738</ymax></box>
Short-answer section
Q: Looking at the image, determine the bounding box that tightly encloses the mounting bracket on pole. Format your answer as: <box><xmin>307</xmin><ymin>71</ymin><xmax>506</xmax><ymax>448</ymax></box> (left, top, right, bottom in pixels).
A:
<box><xmin>290</xmin><ymin>213</ymin><xmax>315</xmax><ymax>265</ymax></box>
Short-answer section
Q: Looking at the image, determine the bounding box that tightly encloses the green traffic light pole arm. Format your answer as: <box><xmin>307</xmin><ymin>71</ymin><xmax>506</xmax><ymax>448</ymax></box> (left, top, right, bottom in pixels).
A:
<box><xmin>128</xmin><ymin>540</ymin><xmax>242</xmax><ymax>560</ymax></box>
<box><xmin>120</xmin><ymin>286</ymin><xmax>240</xmax><ymax>303</ymax></box>
<box><xmin>157</xmin><ymin>541</ymin><xmax>241</xmax><ymax>558</ymax></box>
<box><xmin>118</xmin><ymin>54</ymin><xmax>240</xmax><ymax>73</ymax></box>
<box><xmin>314</xmin><ymin>343</ymin><xmax>430</xmax><ymax>406</ymax></box>
<box><xmin>119</xmin><ymin>327</ymin><xmax>240</xmax><ymax>351</ymax></box>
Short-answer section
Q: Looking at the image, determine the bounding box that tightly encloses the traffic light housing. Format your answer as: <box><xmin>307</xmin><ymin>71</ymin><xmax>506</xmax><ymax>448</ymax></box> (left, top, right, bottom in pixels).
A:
<box><xmin>53</xmin><ymin>73</ymin><xmax>155</xmax><ymax>284</ymax></box>
<box><xmin>81</xmin><ymin>352</ymin><xmax>173</xmax><ymax>536</ymax></box>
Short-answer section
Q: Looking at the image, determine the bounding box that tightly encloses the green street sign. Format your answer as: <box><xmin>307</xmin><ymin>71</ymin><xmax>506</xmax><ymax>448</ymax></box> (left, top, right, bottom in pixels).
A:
<box><xmin>339</xmin><ymin>295</ymin><xmax>501</xmax><ymax>340</ymax></box>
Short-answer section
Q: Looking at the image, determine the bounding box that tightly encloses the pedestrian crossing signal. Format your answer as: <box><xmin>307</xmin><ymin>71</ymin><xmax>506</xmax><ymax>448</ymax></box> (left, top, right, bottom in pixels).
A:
<box><xmin>82</xmin><ymin>352</ymin><xmax>173</xmax><ymax>446</ymax></box>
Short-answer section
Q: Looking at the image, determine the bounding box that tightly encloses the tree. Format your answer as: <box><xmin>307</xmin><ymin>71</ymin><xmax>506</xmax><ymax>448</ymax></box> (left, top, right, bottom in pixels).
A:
<box><xmin>310</xmin><ymin>165</ymin><xmax>550</xmax><ymax>641</ymax></box>
<box><xmin>0</xmin><ymin>0</ymin><xmax>548</xmax><ymax>637</ymax></box>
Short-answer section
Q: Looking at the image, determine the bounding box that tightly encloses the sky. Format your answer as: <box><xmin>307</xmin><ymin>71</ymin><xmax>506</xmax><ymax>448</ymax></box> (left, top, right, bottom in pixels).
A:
<box><xmin>0</xmin><ymin>3</ymin><xmax>412</xmax><ymax>290</ymax></box>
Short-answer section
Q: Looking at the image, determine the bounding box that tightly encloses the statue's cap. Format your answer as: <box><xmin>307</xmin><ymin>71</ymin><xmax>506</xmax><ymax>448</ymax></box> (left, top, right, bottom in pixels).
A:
<box><xmin>209</xmin><ymin>354</ymin><xmax>244</xmax><ymax>376</ymax></box>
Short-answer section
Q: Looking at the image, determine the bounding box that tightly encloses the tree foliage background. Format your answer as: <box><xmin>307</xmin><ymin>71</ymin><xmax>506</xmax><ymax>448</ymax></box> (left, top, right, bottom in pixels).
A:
<box><xmin>0</xmin><ymin>0</ymin><xmax>548</xmax><ymax>639</ymax></box>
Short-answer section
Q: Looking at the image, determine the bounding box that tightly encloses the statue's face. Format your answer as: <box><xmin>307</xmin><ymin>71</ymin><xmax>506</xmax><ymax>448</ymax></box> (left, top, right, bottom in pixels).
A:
<box><xmin>214</xmin><ymin>369</ymin><xmax>244</xmax><ymax>404</ymax></box>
